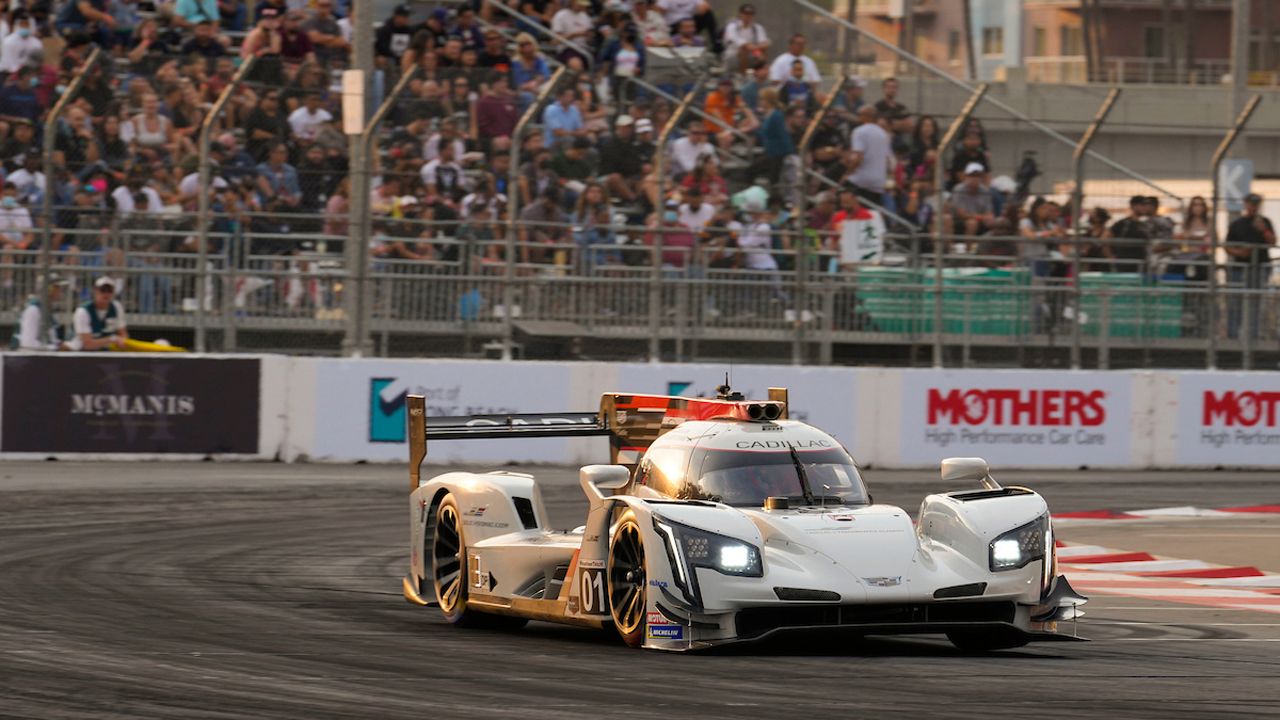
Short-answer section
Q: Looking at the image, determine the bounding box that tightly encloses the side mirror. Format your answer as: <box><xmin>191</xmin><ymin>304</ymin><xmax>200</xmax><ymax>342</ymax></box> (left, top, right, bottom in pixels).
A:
<box><xmin>940</xmin><ymin>457</ymin><xmax>1000</xmax><ymax>490</ymax></box>
<box><xmin>580</xmin><ymin>464</ymin><xmax>631</xmax><ymax>504</ymax></box>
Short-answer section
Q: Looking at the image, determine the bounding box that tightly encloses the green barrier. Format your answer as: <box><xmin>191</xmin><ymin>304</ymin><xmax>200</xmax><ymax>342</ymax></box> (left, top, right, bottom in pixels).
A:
<box><xmin>1079</xmin><ymin>272</ymin><xmax>1182</xmax><ymax>339</ymax></box>
<box><xmin>855</xmin><ymin>266</ymin><xmax>1032</xmax><ymax>336</ymax></box>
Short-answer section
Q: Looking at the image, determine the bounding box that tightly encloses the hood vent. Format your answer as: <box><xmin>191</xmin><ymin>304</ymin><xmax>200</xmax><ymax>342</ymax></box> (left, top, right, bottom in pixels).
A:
<box><xmin>949</xmin><ymin>488</ymin><xmax>1032</xmax><ymax>502</ymax></box>
<box><xmin>774</xmin><ymin>587</ymin><xmax>842</xmax><ymax>602</ymax></box>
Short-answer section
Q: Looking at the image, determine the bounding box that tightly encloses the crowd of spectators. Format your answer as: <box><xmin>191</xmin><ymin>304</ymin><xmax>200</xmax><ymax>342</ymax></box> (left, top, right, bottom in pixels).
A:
<box><xmin>0</xmin><ymin>0</ymin><xmax>1273</xmax><ymax>331</ymax></box>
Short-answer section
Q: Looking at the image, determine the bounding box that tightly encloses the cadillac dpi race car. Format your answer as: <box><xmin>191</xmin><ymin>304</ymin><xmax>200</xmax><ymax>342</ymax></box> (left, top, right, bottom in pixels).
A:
<box><xmin>401</xmin><ymin>387</ymin><xmax>1086</xmax><ymax>652</ymax></box>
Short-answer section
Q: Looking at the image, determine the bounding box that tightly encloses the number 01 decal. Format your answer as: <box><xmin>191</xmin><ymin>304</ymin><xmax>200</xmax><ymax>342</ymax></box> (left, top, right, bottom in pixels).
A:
<box><xmin>579</xmin><ymin>568</ymin><xmax>607</xmax><ymax>615</ymax></box>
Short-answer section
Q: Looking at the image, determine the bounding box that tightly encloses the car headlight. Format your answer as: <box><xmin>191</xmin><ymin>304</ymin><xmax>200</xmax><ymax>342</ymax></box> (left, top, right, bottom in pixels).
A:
<box><xmin>989</xmin><ymin>514</ymin><xmax>1048</xmax><ymax>572</ymax></box>
<box><xmin>653</xmin><ymin>516</ymin><xmax>763</xmax><ymax>578</ymax></box>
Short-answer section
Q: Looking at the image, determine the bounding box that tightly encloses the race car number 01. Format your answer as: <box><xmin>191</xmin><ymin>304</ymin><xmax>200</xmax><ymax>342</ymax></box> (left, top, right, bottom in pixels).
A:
<box><xmin>579</xmin><ymin>568</ymin><xmax>607</xmax><ymax>614</ymax></box>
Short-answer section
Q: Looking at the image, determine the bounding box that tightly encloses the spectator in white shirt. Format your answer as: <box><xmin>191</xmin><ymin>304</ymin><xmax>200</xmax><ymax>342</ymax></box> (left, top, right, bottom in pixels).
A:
<box><xmin>550</xmin><ymin>0</ymin><xmax>594</xmax><ymax>66</ymax></box>
<box><xmin>768</xmin><ymin>34</ymin><xmax>821</xmax><ymax>87</ymax></box>
<box><xmin>844</xmin><ymin>105</ymin><xmax>893</xmax><ymax>206</ymax></box>
<box><xmin>0</xmin><ymin>12</ymin><xmax>41</xmax><ymax>74</ymax></box>
<box><xmin>287</xmin><ymin>93</ymin><xmax>333</xmax><ymax>143</ymax></box>
<box><xmin>632</xmin><ymin>0</ymin><xmax>671</xmax><ymax>47</ymax></box>
<box><xmin>737</xmin><ymin>201</ymin><xmax>778</xmax><ymax>271</ymax></box>
<box><xmin>720</xmin><ymin>3</ymin><xmax>769</xmax><ymax>72</ymax></box>
<box><xmin>677</xmin><ymin>186</ymin><xmax>716</xmax><ymax>232</ymax></box>
<box><xmin>0</xmin><ymin>184</ymin><xmax>33</xmax><ymax>251</ymax></box>
<box><xmin>668</xmin><ymin>122</ymin><xmax>715</xmax><ymax>178</ymax></box>
<box><xmin>110</xmin><ymin>178</ymin><xmax>164</xmax><ymax>218</ymax></box>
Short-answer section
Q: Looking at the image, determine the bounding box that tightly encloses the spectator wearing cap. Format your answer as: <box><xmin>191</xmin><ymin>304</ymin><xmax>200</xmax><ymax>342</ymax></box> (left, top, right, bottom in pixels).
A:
<box><xmin>452</xmin><ymin>7</ymin><xmax>485</xmax><ymax>52</ymax></box>
<box><xmin>511</xmin><ymin>32</ymin><xmax>551</xmax><ymax>112</ymax></box>
<box><xmin>375</xmin><ymin>5</ymin><xmax>417</xmax><ymax>68</ymax></box>
<box><xmin>551</xmin><ymin>137</ymin><xmax>598</xmax><ymax>203</ymax></box>
<box><xmin>0</xmin><ymin>11</ymin><xmax>41</xmax><ymax>74</ymax></box>
<box><xmin>598</xmin><ymin>115</ymin><xmax>648</xmax><ymax>204</ymax></box>
<box><xmin>5</xmin><ymin>150</ymin><xmax>46</xmax><ymax>204</ymax></box>
<box><xmin>873</xmin><ymin>77</ymin><xmax>907</xmax><ymax>120</ymax></box>
<box><xmin>721</xmin><ymin>3</ymin><xmax>768</xmax><ymax>72</ymax></box>
<box><xmin>768</xmin><ymin>34</ymin><xmax>820</xmax><ymax>87</ymax></box>
<box><xmin>305</xmin><ymin>0</ymin><xmax>348</xmax><ymax>68</ymax></box>
<box><xmin>1225</xmin><ymin>192</ymin><xmax>1275</xmax><ymax>340</ymax></box>
<box><xmin>657</xmin><ymin>0</ymin><xmax>720</xmax><ymax>54</ymax></box>
<box><xmin>543</xmin><ymin>86</ymin><xmax>586</xmax><ymax>150</ymax></box>
<box><xmin>951</xmin><ymin>162</ymin><xmax>996</xmax><ymax>245</ymax></box>
<box><xmin>74</xmin><ymin>277</ymin><xmax>128</xmax><ymax>351</ymax></box>
<box><xmin>947</xmin><ymin>130</ymin><xmax>989</xmax><ymax>189</ymax></box>
<box><xmin>843</xmin><ymin>105</ymin><xmax>891</xmax><ymax>207</ymax></box>
<box><xmin>632</xmin><ymin>0</ymin><xmax>672</xmax><ymax>48</ymax></box>
<box><xmin>15</xmin><ymin>273</ymin><xmax>71</xmax><ymax>351</ymax></box>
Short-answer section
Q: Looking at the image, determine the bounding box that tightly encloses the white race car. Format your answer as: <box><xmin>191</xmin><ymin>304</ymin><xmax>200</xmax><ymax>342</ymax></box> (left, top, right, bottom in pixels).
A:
<box><xmin>401</xmin><ymin>386</ymin><xmax>1086</xmax><ymax>652</ymax></box>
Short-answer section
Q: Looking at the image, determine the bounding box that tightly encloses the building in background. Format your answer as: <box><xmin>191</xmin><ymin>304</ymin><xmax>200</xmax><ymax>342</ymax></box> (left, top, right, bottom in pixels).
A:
<box><xmin>833</xmin><ymin>0</ymin><xmax>1280</xmax><ymax>85</ymax></box>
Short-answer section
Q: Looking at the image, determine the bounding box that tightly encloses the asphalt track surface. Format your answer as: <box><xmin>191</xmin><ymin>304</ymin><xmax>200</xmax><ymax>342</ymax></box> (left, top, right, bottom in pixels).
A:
<box><xmin>2</xmin><ymin>462</ymin><xmax>1279</xmax><ymax>719</ymax></box>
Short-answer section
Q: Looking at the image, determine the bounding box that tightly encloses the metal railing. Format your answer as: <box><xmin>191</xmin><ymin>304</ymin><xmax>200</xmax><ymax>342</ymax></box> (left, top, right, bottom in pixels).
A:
<box><xmin>10</xmin><ymin>212</ymin><xmax>1277</xmax><ymax>366</ymax></box>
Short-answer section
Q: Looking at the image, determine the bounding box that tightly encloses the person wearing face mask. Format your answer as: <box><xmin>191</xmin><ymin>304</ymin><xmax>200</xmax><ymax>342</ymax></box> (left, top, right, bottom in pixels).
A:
<box><xmin>0</xmin><ymin>11</ymin><xmax>42</xmax><ymax>74</ymax></box>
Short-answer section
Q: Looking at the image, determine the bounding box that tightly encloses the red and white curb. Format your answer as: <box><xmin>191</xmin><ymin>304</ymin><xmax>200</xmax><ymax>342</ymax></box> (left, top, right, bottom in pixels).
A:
<box><xmin>1058</xmin><ymin>542</ymin><xmax>1280</xmax><ymax>615</ymax></box>
<box><xmin>1053</xmin><ymin>504</ymin><xmax>1280</xmax><ymax>523</ymax></box>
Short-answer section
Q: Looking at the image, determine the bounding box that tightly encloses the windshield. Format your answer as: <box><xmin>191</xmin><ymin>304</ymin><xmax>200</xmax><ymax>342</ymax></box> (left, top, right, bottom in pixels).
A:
<box><xmin>680</xmin><ymin>447</ymin><xmax>869</xmax><ymax>507</ymax></box>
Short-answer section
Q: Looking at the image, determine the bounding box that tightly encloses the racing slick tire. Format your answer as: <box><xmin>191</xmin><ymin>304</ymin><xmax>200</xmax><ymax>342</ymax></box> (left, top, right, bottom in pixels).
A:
<box><xmin>946</xmin><ymin>628</ymin><xmax>1029</xmax><ymax>653</ymax></box>
<box><xmin>607</xmin><ymin>510</ymin><xmax>648</xmax><ymax>647</ymax></box>
<box><xmin>430</xmin><ymin>494</ymin><xmax>527</xmax><ymax>630</ymax></box>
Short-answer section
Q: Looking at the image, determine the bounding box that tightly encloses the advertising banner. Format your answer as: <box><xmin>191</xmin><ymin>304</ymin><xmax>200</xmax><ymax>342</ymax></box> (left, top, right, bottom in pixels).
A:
<box><xmin>897</xmin><ymin>370</ymin><xmax>1133</xmax><ymax>467</ymax></box>
<box><xmin>1173</xmin><ymin>372</ymin><xmax>1280</xmax><ymax>466</ymax></box>
<box><xmin>2</xmin><ymin>355</ymin><xmax>260</xmax><ymax>454</ymax></box>
<box><xmin>307</xmin><ymin>359</ymin><xmax>576</xmax><ymax>463</ymax></box>
<box><xmin>607</xmin><ymin>364</ymin><xmax>859</xmax><ymax>449</ymax></box>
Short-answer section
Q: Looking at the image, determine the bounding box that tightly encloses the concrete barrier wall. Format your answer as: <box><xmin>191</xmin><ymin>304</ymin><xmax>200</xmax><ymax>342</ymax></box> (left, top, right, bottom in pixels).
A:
<box><xmin>5</xmin><ymin>354</ymin><xmax>1278</xmax><ymax>468</ymax></box>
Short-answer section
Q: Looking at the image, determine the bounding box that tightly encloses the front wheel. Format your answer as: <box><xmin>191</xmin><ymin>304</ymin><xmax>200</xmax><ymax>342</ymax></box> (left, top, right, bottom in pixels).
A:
<box><xmin>607</xmin><ymin>511</ymin><xmax>647</xmax><ymax>647</ymax></box>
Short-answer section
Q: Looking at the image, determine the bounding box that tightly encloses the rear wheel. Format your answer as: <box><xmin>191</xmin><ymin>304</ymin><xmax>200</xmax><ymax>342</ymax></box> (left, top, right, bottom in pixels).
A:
<box><xmin>946</xmin><ymin>628</ymin><xmax>1029</xmax><ymax>653</ymax></box>
<box><xmin>608</xmin><ymin>512</ymin><xmax>647</xmax><ymax>647</ymax></box>
<box><xmin>431</xmin><ymin>494</ymin><xmax>526</xmax><ymax>630</ymax></box>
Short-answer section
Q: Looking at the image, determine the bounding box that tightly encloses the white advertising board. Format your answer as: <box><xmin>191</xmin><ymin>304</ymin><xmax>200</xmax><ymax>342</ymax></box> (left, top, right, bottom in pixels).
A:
<box><xmin>895</xmin><ymin>370</ymin><xmax>1134</xmax><ymax>468</ymax></box>
<box><xmin>303</xmin><ymin>359</ymin><xmax>577</xmax><ymax>463</ymax></box>
<box><xmin>1173</xmin><ymin>372</ymin><xmax>1280</xmax><ymax>466</ymax></box>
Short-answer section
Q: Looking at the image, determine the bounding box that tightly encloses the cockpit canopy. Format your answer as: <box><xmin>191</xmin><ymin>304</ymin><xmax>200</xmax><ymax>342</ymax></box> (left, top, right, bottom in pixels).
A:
<box><xmin>634</xmin><ymin>421</ymin><xmax>868</xmax><ymax>508</ymax></box>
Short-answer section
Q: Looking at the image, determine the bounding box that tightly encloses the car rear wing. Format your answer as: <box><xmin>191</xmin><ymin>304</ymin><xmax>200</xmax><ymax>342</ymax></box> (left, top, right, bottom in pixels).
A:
<box><xmin>407</xmin><ymin>388</ymin><xmax>790</xmax><ymax>492</ymax></box>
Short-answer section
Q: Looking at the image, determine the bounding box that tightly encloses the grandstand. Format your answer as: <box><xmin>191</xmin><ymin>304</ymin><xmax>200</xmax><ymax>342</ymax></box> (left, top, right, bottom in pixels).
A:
<box><xmin>1</xmin><ymin>0</ymin><xmax>1276</xmax><ymax>369</ymax></box>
